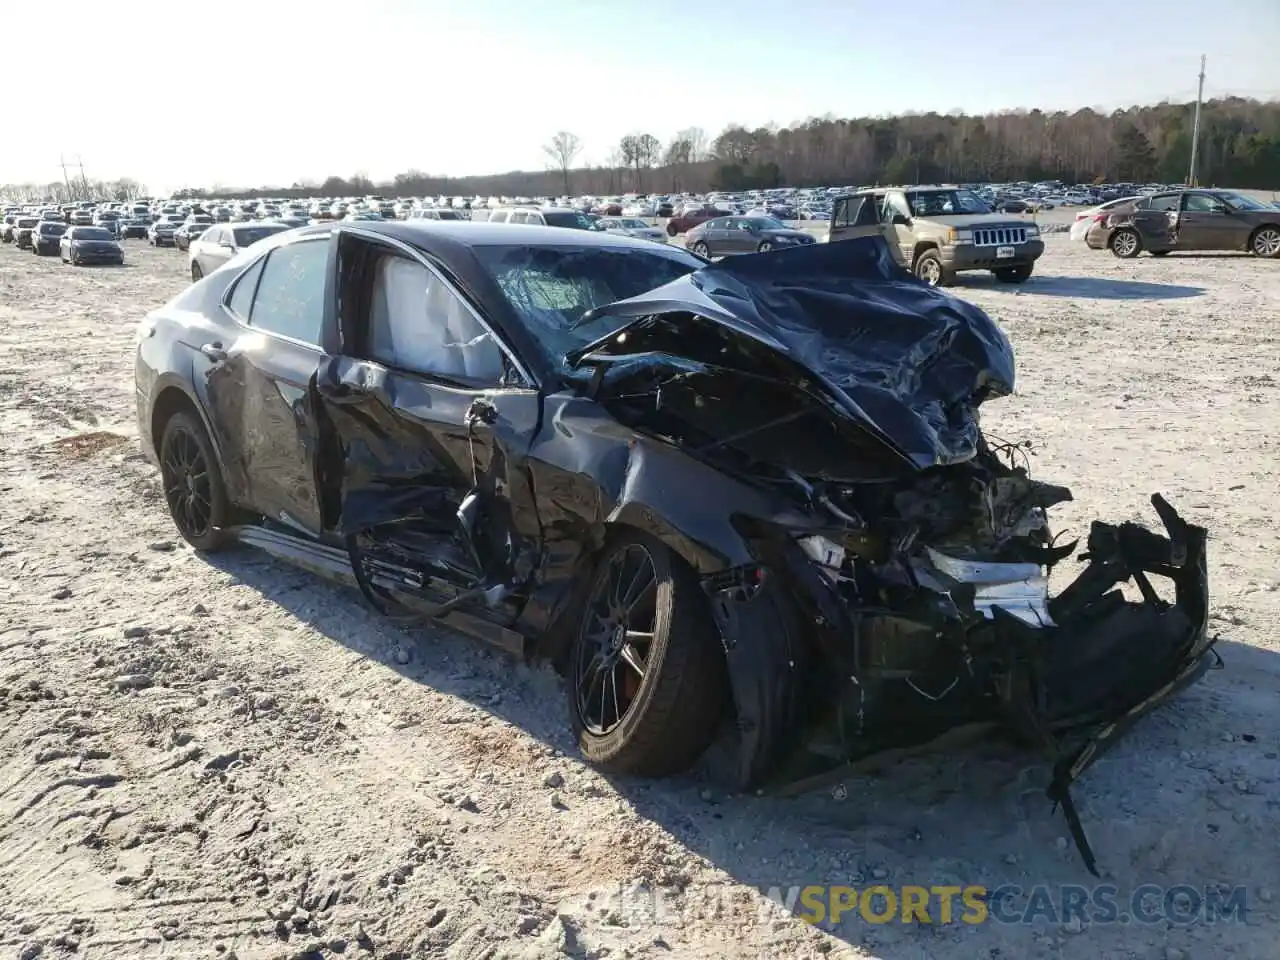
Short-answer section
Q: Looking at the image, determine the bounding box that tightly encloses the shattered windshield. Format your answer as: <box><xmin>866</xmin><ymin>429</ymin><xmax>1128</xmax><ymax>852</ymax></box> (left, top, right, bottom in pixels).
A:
<box><xmin>473</xmin><ymin>244</ymin><xmax>702</xmax><ymax>363</ymax></box>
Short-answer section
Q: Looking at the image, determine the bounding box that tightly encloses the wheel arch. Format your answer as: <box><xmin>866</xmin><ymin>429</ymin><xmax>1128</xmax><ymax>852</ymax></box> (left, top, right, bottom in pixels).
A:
<box><xmin>148</xmin><ymin>378</ymin><xmax>223</xmax><ymax>467</ymax></box>
<box><xmin>911</xmin><ymin>240</ymin><xmax>939</xmax><ymax>265</ymax></box>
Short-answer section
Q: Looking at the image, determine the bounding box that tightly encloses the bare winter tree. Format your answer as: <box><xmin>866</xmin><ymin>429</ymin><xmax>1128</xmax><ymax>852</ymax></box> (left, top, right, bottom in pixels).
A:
<box><xmin>619</xmin><ymin>133</ymin><xmax>661</xmax><ymax>191</ymax></box>
<box><xmin>542</xmin><ymin>131</ymin><xmax>583</xmax><ymax>195</ymax></box>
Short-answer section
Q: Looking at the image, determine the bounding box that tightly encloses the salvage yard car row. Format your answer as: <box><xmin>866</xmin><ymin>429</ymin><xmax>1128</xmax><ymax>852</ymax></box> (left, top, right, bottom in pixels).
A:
<box><xmin>2</xmin><ymin>216</ymin><xmax>125</xmax><ymax>264</ymax></box>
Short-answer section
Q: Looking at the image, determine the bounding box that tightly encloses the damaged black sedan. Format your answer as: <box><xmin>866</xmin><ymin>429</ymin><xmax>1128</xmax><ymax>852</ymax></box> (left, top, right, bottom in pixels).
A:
<box><xmin>134</xmin><ymin>223</ymin><xmax>1218</xmax><ymax>873</ymax></box>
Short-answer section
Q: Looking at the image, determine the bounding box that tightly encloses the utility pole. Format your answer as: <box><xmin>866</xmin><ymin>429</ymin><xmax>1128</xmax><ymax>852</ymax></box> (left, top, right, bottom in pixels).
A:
<box><xmin>1188</xmin><ymin>54</ymin><xmax>1206</xmax><ymax>186</ymax></box>
<box><xmin>59</xmin><ymin>154</ymin><xmax>72</xmax><ymax>200</ymax></box>
<box><xmin>76</xmin><ymin>156</ymin><xmax>89</xmax><ymax>199</ymax></box>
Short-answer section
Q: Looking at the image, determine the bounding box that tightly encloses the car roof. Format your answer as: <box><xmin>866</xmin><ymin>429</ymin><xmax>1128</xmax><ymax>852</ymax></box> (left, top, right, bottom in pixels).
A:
<box><xmin>342</xmin><ymin>219</ymin><xmax>655</xmax><ymax>252</ymax></box>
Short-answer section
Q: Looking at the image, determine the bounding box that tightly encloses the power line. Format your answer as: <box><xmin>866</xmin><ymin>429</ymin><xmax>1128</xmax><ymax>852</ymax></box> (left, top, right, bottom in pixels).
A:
<box><xmin>1188</xmin><ymin>55</ymin><xmax>1206</xmax><ymax>186</ymax></box>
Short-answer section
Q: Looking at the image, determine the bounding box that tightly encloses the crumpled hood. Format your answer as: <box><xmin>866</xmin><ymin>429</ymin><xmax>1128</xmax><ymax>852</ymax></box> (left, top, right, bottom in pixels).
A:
<box><xmin>571</xmin><ymin>236</ymin><xmax>1016</xmax><ymax>470</ymax></box>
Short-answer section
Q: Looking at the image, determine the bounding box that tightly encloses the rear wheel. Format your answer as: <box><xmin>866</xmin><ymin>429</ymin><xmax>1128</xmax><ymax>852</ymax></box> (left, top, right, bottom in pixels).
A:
<box><xmin>757</xmin><ymin>240</ymin><xmax>773</xmax><ymax>253</ymax></box>
<box><xmin>994</xmin><ymin>264</ymin><xmax>1033</xmax><ymax>283</ymax></box>
<box><xmin>569</xmin><ymin>531</ymin><xmax>727</xmax><ymax>777</ymax></box>
<box><xmin>191</xmin><ymin>261</ymin><xmax>204</xmax><ymax>281</ymax></box>
<box><xmin>1109</xmin><ymin>228</ymin><xmax>1141</xmax><ymax>258</ymax></box>
<box><xmin>691</xmin><ymin>241</ymin><xmax>710</xmax><ymax>257</ymax></box>
<box><xmin>158</xmin><ymin>410</ymin><xmax>231</xmax><ymax>552</ymax></box>
<box><xmin>1250</xmin><ymin>225</ymin><xmax>1280</xmax><ymax>258</ymax></box>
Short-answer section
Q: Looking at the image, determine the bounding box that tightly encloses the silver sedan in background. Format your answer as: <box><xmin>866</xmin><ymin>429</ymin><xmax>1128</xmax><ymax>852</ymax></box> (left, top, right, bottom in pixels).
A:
<box><xmin>188</xmin><ymin>222</ymin><xmax>292</xmax><ymax>281</ymax></box>
<box><xmin>595</xmin><ymin>216</ymin><xmax>666</xmax><ymax>243</ymax></box>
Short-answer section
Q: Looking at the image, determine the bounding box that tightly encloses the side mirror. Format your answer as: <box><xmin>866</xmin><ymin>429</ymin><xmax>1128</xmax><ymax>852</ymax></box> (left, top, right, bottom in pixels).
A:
<box><xmin>892</xmin><ymin>213</ymin><xmax>911</xmax><ymax>226</ymax></box>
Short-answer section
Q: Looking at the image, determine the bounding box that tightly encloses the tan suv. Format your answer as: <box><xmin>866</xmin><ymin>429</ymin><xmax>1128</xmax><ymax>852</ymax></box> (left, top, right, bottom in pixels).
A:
<box><xmin>828</xmin><ymin>186</ymin><xmax>1044</xmax><ymax>286</ymax></box>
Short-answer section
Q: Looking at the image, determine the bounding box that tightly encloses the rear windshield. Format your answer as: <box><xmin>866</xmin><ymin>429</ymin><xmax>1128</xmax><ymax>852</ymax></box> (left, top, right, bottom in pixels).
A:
<box><xmin>39</xmin><ymin>223</ymin><xmax>67</xmax><ymax>235</ymax></box>
<box><xmin>232</xmin><ymin>224</ymin><xmax>288</xmax><ymax>247</ymax></box>
<box><xmin>542</xmin><ymin>211</ymin><xmax>594</xmax><ymax>230</ymax></box>
<box><xmin>17</xmin><ymin>218</ymin><xmax>38</xmax><ymax>228</ymax></box>
<box><xmin>74</xmin><ymin>227</ymin><xmax>114</xmax><ymax>240</ymax></box>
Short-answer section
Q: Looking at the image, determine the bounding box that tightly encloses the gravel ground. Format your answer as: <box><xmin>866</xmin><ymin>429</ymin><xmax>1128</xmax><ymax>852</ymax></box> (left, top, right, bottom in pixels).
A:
<box><xmin>0</xmin><ymin>235</ymin><xmax>1277</xmax><ymax>960</ymax></box>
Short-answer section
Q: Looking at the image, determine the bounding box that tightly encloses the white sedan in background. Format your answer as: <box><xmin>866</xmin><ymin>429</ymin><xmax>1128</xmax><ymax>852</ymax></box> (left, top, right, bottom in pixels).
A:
<box><xmin>1069</xmin><ymin>196</ymin><xmax>1141</xmax><ymax>242</ymax></box>
<box><xmin>596</xmin><ymin>216</ymin><xmax>667</xmax><ymax>243</ymax></box>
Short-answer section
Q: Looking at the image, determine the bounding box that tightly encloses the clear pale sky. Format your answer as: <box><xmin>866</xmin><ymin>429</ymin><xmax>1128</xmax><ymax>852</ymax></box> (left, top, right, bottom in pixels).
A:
<box><xmin>4</xmin><ymin>0</ymin><xmax>1277</xmax><ymax>194</ymax></box>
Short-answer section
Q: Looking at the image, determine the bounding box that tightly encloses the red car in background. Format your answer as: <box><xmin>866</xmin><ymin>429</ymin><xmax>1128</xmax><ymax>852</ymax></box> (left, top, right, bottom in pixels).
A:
<box><xmin>666</xmin><ymin>204</ymin><xmax>732</xmax><ymax>236</ymax></box>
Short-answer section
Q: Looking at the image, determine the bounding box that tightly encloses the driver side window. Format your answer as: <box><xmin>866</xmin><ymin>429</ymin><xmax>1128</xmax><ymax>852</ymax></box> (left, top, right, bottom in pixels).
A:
<box><xmin>1182</xmin><ymin>193</ymin><xmax>1220</xmax><ymax>213</ymax></box>
<box><xmin>366</xmin><ymin>254</ymin><xmax>505</xmax><ymax>384</ymax></box>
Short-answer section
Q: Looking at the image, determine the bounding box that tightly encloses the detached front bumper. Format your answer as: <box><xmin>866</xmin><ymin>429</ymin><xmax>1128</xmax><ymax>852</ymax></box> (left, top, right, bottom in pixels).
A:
<box><xmin>1003</xmin><ymin>494</ymin><xmax>1215</xmax><ymax>873</ymax></box>
<box><xmin>740</xmin><ymin>494</ymin><xmax>1215</xmax><ymax>876</ymax></box>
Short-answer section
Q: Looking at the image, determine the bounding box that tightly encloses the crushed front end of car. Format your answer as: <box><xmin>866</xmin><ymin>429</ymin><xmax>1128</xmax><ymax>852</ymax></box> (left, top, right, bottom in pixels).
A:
<box><xmin>570</xmin><ymin>237</ymin><xmax>1219</xmax><ymax>874</ymax></box>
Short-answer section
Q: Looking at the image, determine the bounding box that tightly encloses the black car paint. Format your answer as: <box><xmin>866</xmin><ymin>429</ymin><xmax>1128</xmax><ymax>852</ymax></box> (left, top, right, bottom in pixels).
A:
<box><xmin>136</xmin><ymin>224</ymin><xmax>1217</xmax><ymax>874</ymax></box>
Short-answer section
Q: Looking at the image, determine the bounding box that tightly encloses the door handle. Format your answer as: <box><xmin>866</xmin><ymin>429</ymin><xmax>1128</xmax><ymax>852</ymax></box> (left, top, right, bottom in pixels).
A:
<box><xmin>200</xmin><ymin>342</ymin><xmax>227</xmax><ymax>363</ymax></box>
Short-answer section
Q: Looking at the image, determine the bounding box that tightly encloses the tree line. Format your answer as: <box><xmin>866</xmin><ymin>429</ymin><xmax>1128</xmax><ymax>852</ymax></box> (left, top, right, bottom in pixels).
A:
<box><xmin>3</xmin><ymin>99</ymin><xmax>1278</xmax><ymax>203</ymax></box>
<box><xmin>0</xmin><ymin>178</ymin><xmax>147</xmax><ymax>204</ymax></box>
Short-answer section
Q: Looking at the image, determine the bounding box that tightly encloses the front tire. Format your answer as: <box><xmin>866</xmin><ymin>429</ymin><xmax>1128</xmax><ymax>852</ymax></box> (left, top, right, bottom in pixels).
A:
<box><xmin>569</xmin><ymin>531</ymin><xmax>727</xmax><ymax>777</ymax></box>
<box><xmin>1249</xmin><ymin>225</ymin><xmax>1280</xmax><ymax>259</ymax></box>
<box><xmin>913</xmin><ymin>248</ymin><xmax>951</xmax><ymax>287</ymax></box>
<box><xmin>191</xmin><ymin>262</ymin><xmax>204</xmax><ymax>281</ymax></box>
<box><xmin>757</xmin><ymin>241</ymin><xmax>773</xmax><ymax>253</ymax></box>
<box><xmin>691</xmin><ymin>241</ymin><xmax>710</xmax><ymax>257</ymax></box>
<box><xmin>158</xmin><ymin>410</ymin><xmax>231</xmax><ymax>552</ymax></box>
<box><xmin>1109</xmin><ymin>228</ymin><xmax>1141</xmax><ymax>258</ymax></box>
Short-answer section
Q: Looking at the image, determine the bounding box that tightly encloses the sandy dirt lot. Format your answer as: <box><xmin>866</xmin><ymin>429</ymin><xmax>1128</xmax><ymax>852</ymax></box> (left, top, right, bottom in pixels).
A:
<box><xmin>0</xmin><ymin>234</ymin><xmax>1277</xmax><ymax>960</ymax></box>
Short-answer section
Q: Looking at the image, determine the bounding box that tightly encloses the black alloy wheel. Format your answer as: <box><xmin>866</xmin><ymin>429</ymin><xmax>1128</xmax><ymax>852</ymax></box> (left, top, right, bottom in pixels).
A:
<box><xmin>158</xmin><ymin>411</ymin><xmax>230</xmax><ymax>551</ymax></box>
<box><xmin>568</xmin><ymin>531</ymin><xmax>727</xmax><ymax>777</ymax></box>
<box><xmin>574</xmin><ymin>542</ymin><xmax>658</xmax><ymax>737</ymax></box>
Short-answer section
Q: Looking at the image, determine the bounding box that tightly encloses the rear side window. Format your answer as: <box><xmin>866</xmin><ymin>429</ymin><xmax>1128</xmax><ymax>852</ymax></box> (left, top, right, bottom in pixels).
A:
<box><xmin>227</xmin><ymin>259</ymin><xmax>264</xmax><ymax>318</ymax></box>
<box><xmin>247</xmin><ymin>239</ymin><xmax>329</xmax><ymax>345</ymax></box>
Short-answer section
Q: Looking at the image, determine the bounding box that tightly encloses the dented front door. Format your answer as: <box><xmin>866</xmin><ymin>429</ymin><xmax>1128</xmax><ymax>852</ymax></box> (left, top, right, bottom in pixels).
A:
<box><xmin>311</xmin><ymin>355</ymin><xmax>542</xmax><ymax>588</ymax></box>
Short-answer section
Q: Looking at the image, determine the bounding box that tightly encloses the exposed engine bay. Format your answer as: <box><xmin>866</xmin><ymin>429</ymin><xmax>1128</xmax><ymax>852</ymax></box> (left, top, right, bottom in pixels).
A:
<box><xmin>563</xmin><ymin>241</ymin><xmax>1218</xmax><ymax>874</ymax></box>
